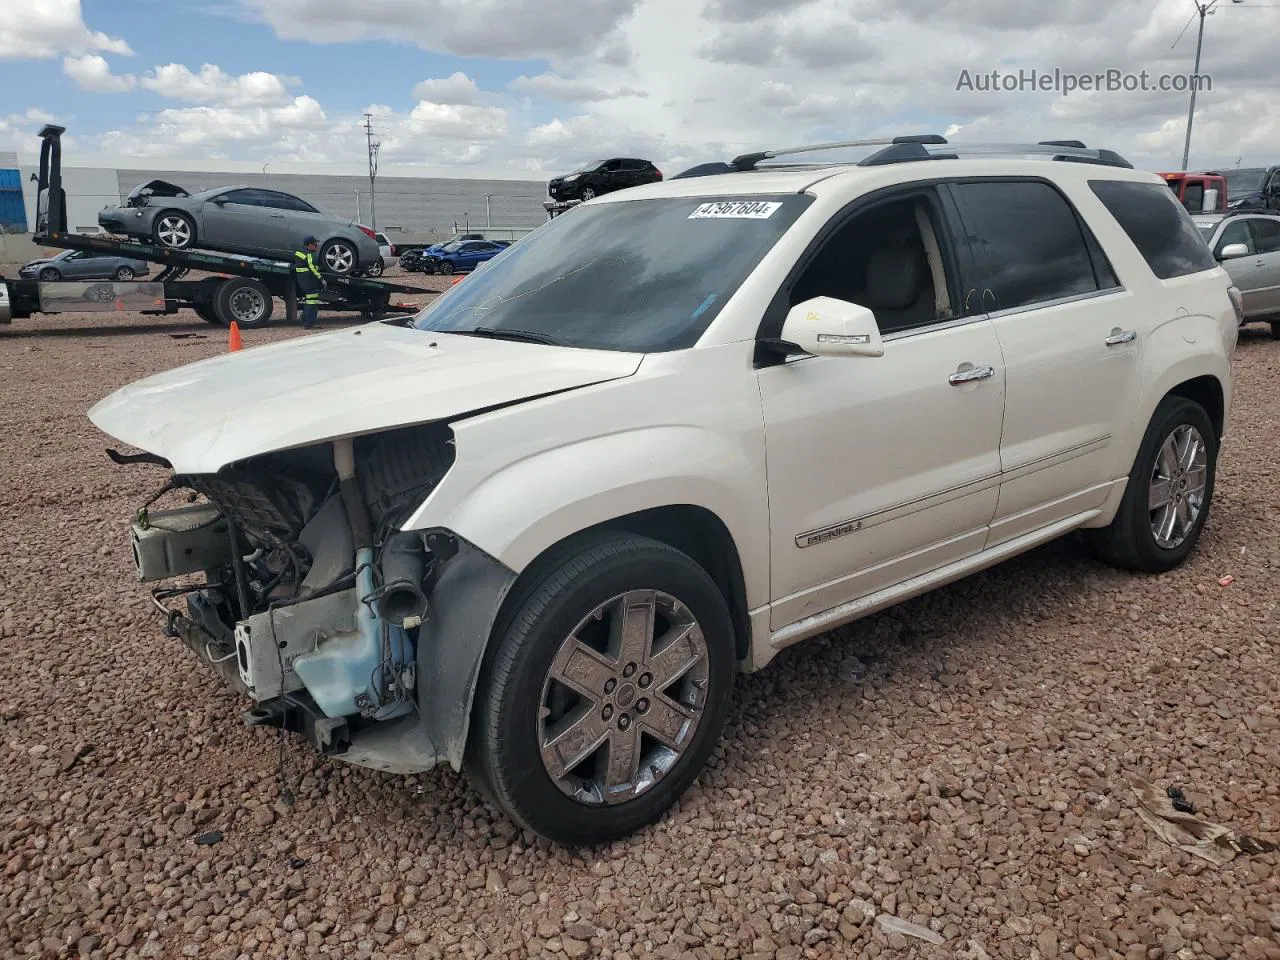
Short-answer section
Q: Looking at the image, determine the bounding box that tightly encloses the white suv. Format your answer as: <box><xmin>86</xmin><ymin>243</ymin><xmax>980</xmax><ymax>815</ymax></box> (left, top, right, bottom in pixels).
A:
<box><xmin>89</xmin><ymin>136</ymin><xmax>1238</xmax><ymax>846</ymax></box>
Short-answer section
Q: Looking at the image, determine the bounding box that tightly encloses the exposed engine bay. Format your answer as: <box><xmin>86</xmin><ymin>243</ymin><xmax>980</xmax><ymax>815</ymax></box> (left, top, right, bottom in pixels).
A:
<box><xmin>123</xmin><ymin>421</ymin><xmax>505</xmax><ymax>772</ymax></box>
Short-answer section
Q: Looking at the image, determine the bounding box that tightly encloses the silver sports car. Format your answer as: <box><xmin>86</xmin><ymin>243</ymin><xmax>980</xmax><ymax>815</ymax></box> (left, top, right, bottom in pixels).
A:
<box><xmin>98</xmin><ymin>180</ymin><xmax>380</xmax><ymax>275</ymax></box>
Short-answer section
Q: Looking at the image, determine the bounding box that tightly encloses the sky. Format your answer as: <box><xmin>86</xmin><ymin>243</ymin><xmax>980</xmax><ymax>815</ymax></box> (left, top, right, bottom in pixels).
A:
<box><xmin>0</xmin><ymin>0</ymin><xmax>1278</xmax><ymax>177</ymax></box>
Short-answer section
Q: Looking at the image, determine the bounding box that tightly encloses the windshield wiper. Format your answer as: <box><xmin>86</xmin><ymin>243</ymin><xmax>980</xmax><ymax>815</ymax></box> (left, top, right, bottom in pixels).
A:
<box><xmin>456</xmin><ymin>326</ymin><xmax>569</xmax><ymax>347</ymax></box>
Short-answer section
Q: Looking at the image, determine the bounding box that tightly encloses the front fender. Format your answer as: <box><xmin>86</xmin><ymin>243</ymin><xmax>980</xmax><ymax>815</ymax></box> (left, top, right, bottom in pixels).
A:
<box><xmin>404</xmin><ymin>424</ymin><xmax>770</xmax><ymax>609</ymax></box>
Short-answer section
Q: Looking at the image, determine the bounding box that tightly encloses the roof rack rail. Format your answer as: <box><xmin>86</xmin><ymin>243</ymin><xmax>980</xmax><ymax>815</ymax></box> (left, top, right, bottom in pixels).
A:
<box><xmin>730</xmin><ymin>134</ymin><xmax>947</xmax><ymax>171</ymax></box>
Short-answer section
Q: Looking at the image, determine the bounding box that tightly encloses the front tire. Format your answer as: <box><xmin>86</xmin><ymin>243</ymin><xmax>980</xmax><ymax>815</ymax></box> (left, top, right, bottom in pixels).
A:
<box><xmin>438</xmin><ymin>260</ymin><xmax>454</xmax><ymax>275</ymax></box>
<box><xmin>580</xmin><ymin>186</ymin><xmax>597</xmax><ymax>201</ymax></box>
<box><xmin>362</xmin><ymin>259</ymin><xmax>385</xmax><ymax>278</ymax></box>
<box><xmin>113</xmin><ymin>266</ymin><xmax>135</xmax><ymax>281</ymax></box>
<box><xmin>153</xmin><ymin>211</ymin><xmax>196</xmax><ymax>249</ymax></box>
<box><xmin>467</xmin><ymin>534</ymin><xmax>735</xmax><ymax>846</ymax></box>
<box><xmin>37</xmin><ymin>267</ymin><xmax>60</xmax><ymax>281</ymax></box>
<box><xmin>1086</xmin><ymin>395</ymin><xmax>1217</xmax><ymax>573</ymax></box>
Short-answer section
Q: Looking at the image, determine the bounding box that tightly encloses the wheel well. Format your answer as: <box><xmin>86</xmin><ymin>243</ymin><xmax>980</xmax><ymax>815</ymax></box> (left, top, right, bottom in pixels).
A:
<box><xmin>1168</xmin><ymin>375</ymin><xmax>1224</xmax><ymax>438</ymax></box>
<box><xmin>500</xmin><ymin>506</ymin><xmax>752</xmax><ymax>662</ymax></box>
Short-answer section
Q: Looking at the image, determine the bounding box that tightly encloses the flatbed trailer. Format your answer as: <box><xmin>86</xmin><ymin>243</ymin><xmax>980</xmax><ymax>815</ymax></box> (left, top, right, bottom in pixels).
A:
<box><xmin>1</xmin><ymin>125</ymin><xmax>424</xmax><ymax>328</ymax></box>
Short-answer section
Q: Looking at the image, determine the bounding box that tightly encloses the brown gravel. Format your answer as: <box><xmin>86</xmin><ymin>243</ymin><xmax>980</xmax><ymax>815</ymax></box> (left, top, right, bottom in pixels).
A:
<box><xmin>1</xmin><ymin>289</ymin><xmax>1278</xmax><ymax>960</ymax></box>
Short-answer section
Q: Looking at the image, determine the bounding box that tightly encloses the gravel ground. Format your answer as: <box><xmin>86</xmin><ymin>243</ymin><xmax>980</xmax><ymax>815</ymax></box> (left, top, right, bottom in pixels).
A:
<box><xmin>1</xmin><ymin>292</ymin><xmax>1278</xmax><ymax>960</ymax></box>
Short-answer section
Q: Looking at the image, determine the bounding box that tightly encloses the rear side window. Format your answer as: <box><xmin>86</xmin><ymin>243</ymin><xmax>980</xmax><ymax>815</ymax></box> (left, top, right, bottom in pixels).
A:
<box><xmin>1089</xmin><ymin>180</ymin><xmax>1217</xmax><ymax>280</ymax></box>
<box><xmin>948</xmin><ymin>180</ymin><xmax>1102</xmax><ymax>312</ymax></box>
<box><xmin>1251</xmin><ymin>218</ymin><xmax>1280</xmax><ymax>254</ymax></box>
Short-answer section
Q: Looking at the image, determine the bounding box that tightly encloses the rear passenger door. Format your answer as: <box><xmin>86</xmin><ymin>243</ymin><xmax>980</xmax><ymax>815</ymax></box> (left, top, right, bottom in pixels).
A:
<box><xmin>1246</xmin><ymin>217</ymin><xmax>1280</xmax><ymax>315</ymax></box>
<box><xmin>945</xmin><ymin>178</ymin><xmax>1141</xmax><ymax>545</ymax></box>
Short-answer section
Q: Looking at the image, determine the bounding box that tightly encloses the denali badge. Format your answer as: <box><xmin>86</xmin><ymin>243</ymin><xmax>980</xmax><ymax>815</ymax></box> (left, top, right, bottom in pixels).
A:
<box><xmin>796</xmin><ymin>519</ymin><xmax>861</xmax><ymax>548</ymax></box>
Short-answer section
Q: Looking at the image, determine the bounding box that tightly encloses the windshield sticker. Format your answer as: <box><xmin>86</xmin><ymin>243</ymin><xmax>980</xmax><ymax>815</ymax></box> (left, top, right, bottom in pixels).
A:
<box><xmin>689</xmin><ymin>200</ymin><xmax>782</xmax><ymax>220</ymax></box>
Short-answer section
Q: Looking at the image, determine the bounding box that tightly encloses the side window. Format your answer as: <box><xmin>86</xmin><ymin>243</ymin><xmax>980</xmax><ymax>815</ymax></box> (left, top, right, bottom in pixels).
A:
<box><xmin>257</xmin><ymin>191</ymin><xmax>297</xmax><ymax>211</ymax></box>
<box><xmin>1250</xmin><ymin>218</ymin><xmax>1280</xmax><ymax>254</ymax></box>
<box><xmin>788</xmin><ymin>191</ymin><xmax>957</xmax><ymax>335</ymax></box>
<box><xmin>1182</xmin><ymin>182</ymin><xmax>1204</xmax><ymax>213</ymax></box>
<box><xmin>948</xmin><ymin>180</ymin><xmax>1100</xmax><ymax>312</ymax></box>
<box><xmin>1217</xmin><ymin>220</ymin><xmax>1255</xmax><ymax>256</ymax></box>
<box><xmin>1089</xmin><ymin>180</ymin><xmax>1217</xmax><ymax>280</ymax></box>
<box><xmin>603</xmin><ymin>159</ymin><xmax>622</xmax><ymax>172</ymax></box>
<box><xmin>220</xmin><ymin>189</ymin><xmax>261</xmax><ymax>206</ymax></box>
<box><xmin>281</xmin><ymin>193</ymin><xmax>319</xmax><ymax>213</ymax></box>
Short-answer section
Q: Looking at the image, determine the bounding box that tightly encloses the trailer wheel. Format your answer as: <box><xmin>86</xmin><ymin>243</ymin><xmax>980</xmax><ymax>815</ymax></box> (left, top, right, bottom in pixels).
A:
<box><xmin>214</xmin><ymin>277</ymin><xmax>274</xmax><ymax>328</ymax></box>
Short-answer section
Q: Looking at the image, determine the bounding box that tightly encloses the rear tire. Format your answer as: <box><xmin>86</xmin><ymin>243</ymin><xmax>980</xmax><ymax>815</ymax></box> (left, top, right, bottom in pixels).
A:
<box><xmin>363</xmin><ymin>259</ymin><xmax>385</xmax><ymax>278</ymax></box>
<box><xmin>194</xmin><ymin>303</ymin><xmax>224</xmax><ymax>326</ymax></box>
<box><xmin>466</xmin><ymin>533</ymin><xmax>735</xmax><ymax>846</ymax></box>
<box><xmin>213</xmin><ymin>277</ymin><xmax>274</xmax><ymax>328</ymax></box>
<box><xmin>1085</xmin><ymin>395</ymin><xmax>1217</xmax><ymax>573</ymax></box>
<box><xmin>319</xmin><ymin>238</ymin><xmax>358</xmax><ymax>276</ymax></box>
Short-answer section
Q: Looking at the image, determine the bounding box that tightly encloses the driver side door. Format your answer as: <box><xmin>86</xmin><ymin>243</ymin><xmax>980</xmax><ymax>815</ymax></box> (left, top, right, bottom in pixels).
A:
<box><xmin>200</xmin><ymin>189</ymin><xmax>287</xmax><ymax>254</ymax></box>
<box><xmin>756</xmin><ymin>186</ymin><xmax>1007</xmax><ymax>634</ymax></box>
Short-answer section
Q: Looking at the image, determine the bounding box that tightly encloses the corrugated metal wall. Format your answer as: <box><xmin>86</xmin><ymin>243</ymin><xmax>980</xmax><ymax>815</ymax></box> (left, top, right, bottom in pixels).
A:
<box><xmin>0</xmin><ymin>168</ymin><xmax>28</xmax><ymax>233</ymax></box>
<box><xmin>114</xmin><ymin>169</ymin><xmax>548</xmax><ymax>235</ymax></box>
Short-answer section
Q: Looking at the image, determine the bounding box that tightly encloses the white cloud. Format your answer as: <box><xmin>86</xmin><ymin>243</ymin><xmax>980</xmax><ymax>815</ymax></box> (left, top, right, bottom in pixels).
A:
<box><xmin>411</xmin><ymin>72</ymin><xmax>483</xmax><ymax>105</ymax></box>
<box><xmin>62</xmin><ymin>54</ymin><xmax>137</xmax><ymax>92</ymax></box>
<box><xmin>141</xmin><ymin>63</ymin><xmax>294</xmax><ymax>106</ymax></box>
<box><xmin>57</xmin><ymin>0</ymin><xmax>1280</xmax><ymax>177</ymax></box>
<box><xmin>242</xmin><ymin>0</ymin><xmax>640</xmax><ymax>60</ymax></box>
<box><xmin>508</xmin><ymin>73</ymin><xmax>647</xmax><ymax>102</ymax></box>
<box><xmin>0</xmin><ymin>0</ymin><xmax>132</xmax><ymax>59</ymax></box>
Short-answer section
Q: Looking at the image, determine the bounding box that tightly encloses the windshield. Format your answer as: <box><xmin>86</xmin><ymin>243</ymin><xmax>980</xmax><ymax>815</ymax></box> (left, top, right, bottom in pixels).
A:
<box><xmin>1225</xmin><ymin>168</ymin><xmax>1266</xmax><ymax>195</ymax></box>
<box><xmin>412</xmin><ymin>194</ymin><xmax>812</xmax><ymax>352</ymax></box>
<box><xmin>571</xmin><ymin>159</ymin><xmax>606</xmax><ymax>174</ymax></box>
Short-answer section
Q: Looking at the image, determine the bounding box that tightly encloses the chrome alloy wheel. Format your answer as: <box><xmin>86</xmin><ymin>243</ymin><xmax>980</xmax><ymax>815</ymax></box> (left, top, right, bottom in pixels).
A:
<box><xmin>323</xmin><ymin>242</ymin><xmax>355</xmax><ymax>273</ymax></box>
<box><xmin>1148</xmin><ymin>424</ymin><xmax>1208</xmax><ymax>549</ymax></box>
<box><xmin>156</xmin><ymin>215</ymin><xmax>192</xmax><ymax>247</ymax></box>
<box><xmin>537</xmin><ymin>589</ymin><xmax>710</xmax><ymax>806</ymax></box>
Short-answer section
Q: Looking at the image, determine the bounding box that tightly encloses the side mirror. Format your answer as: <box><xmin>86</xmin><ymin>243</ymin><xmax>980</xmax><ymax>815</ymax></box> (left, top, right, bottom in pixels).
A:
<box><xmin>1218</xmin><ymin>242</ymin><xmax>1250</xmax><ymax>260</ymax></box>
<box><xmin>777</xmin><ymin>296</ymin><xmax>884</xmax><ymax>358</ymax></box>
<box><xmin>211</xmin><ymin>198</ymin><xmax>227</xmax><ymax>206</ymax></box>
<box><xmin>1202</xmin><ymin>188</ymin><xmax>1218</xmax><ymax>212</ymax></box>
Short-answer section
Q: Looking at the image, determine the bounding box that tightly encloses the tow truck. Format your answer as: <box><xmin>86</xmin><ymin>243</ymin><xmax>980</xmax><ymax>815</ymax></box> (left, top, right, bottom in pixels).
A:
<box><xmin>1159</xmin><ymin>170</ymin><xmax>1228</xmax><ymax>215</ymax></box>
<box><xmin>0</xmin><ymin>125</ymin><xmax>423</xmax><ymax>328</ymax></box>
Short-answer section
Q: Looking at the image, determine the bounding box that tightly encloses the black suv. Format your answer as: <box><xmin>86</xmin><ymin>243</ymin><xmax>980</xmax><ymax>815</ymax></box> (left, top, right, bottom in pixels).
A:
<box><xmin>547</xmin><ymin>158</ymin><xmax>662</xmax><ymax>202</ymax></box>
<box><xmin>1219</xmin><ymin>165</ymin><xmax>1280</xmax><ymax>211</ymax></box>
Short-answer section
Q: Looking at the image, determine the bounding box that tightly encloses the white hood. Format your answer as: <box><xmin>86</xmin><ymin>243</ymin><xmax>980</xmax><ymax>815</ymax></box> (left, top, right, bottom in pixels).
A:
<box><xmin>88</xmin><ymin>322</ymin><xmax>642</xmax><ymax>473</ymax></box>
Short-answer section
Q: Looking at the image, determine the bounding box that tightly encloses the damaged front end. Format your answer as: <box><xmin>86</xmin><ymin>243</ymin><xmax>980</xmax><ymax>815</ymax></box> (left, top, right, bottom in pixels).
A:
<box><xmin>125</xmin><ymin>421</ymin><xmax>514</xmax><ymax>774</ymax></box>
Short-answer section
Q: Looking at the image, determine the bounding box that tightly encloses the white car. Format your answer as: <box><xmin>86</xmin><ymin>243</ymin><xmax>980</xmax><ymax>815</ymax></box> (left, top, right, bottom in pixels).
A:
<box><xmin>88</xmin><ymin>136</ymin><xmax>1238</xmax><ymax>846</ymax></box>
<box><xmin>1194</xmin><ymin>212</ymin><xmax>1280</xmax><ymax>337</ymax></box>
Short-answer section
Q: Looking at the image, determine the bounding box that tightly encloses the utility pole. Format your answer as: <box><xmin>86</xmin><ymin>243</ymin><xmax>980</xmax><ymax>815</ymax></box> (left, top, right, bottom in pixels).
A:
<box><xmin>484</xmin><ymin>194</ymin><xmax>492</xmax><ymax>229</ymax></box>
<box><xmin>363</xmin><ymin>113</ymin><xmax>381</xmax><ymax>230</ymax></box>
<box><xmin>1179</xmin><ymin>1</ymin><xmax>1216</xmax><ymax>171</ymax></box>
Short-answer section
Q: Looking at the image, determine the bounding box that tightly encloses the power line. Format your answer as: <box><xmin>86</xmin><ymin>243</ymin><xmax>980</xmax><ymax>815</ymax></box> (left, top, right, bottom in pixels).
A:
<box><xmin>364</xmin><ymin>112</ymin><xmax>381</xmax><ymax>229</ymax></box>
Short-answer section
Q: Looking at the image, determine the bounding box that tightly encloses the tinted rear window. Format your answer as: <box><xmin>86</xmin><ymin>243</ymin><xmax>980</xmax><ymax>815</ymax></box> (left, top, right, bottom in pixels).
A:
<box><xmin>1089</xmin><ymin>180</ymin><xmax>1217</xmax><ymax>280</ymax></box>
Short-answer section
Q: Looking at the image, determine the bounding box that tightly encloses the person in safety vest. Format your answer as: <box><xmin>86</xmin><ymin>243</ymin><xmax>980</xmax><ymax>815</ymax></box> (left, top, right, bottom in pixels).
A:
<box><xmin>294</xmin><ymin>236</ymin><xmax>324</xmax><ymax>329</ymax></box>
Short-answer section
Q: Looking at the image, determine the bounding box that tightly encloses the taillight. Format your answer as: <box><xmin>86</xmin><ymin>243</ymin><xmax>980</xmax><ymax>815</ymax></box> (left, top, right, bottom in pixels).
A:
<box><xmin>1227</xmin><ymin>285</ymin><xmax>1244</xmax><ymax>325</ymax></box>
<box><xmin>655</xmin><ymin>169</ymin><xmax>663</xmax><ymax>179</ymax></box>
<box><xmin>357</xmin><ymin>225</ymin><xmax>377</xmax><ymax>241</ymax></box>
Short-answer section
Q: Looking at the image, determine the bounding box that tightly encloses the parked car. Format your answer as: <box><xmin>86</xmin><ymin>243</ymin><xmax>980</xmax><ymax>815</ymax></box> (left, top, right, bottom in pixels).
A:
<box><xmin>88</xmin><ymin>137</ymin><xmax>1236</xmax><ymax>847</ymax></box>
<box><xmin>19</xmin><ymin>248</ymin><xmax>150</xmax><ymax>281</ymax></box>
<box><xmin>397</xmin><ymin>247</ymin><xmax>428</xmax><ymax>272</ymax></box>
<box><xmin>547</xmin><ymin>158</ymin><xmax>663</xmax><ymax>202</ymax></box>
<box><xmin>422</xmin><ymin>239</ymin><xmax>510</xmax><ymax>274</ymax></box>
<box><xmin>98</xmin><ymin>181</ymin><xmax>380</xmax><ymax>275</ymax></box>
<box><xmin>1218</xmin><ymin>166</ymin><xmax>1280</xmax><ymax>211</ymax></box>
<box><xmin>1196</xmin><ymin>212</ymin><xmax>1280</xmax><ymax>336</ymax></box>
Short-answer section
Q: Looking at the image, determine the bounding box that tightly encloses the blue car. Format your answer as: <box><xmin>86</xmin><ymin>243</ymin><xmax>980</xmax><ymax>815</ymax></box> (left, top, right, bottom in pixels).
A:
<box><xmin>426</xmin><ymin>239</ymin><xmax>510</xmax><ymax>275</ymax></box>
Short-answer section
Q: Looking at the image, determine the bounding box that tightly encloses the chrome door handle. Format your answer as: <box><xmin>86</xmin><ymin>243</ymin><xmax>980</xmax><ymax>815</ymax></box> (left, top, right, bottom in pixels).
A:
<box><xmin>949</xmin><ymin>364</ymin><xmax>995</xmax><ymax>385</ymax></box>
<box><xmin>1105</xmin><ymin>328</ymin><xmax>1137</xmax><ymax>346</ymax></box>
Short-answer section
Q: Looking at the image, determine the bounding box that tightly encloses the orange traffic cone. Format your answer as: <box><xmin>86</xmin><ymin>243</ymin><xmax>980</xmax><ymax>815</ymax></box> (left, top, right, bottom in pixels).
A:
<box><xmin>228</xmin><ymin>320</ymin><xmax>243</xmax><ymax>352</ymax></box>
<box><xmin>451</xmin><ymin>275</ymin><xmax>463</xmax><ymax>286</ymax></box>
